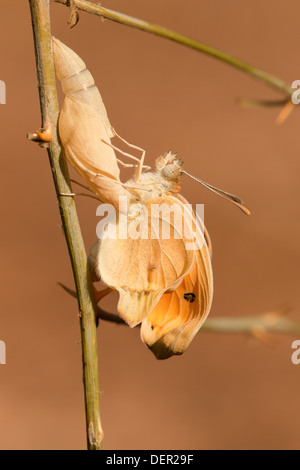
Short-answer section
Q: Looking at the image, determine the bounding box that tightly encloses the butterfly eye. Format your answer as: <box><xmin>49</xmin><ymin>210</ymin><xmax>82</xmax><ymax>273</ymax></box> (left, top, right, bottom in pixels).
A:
<box><xmin>161</xmin><ymin>164</ymin><xmax>182</xmax><ymax>180</ymax></box>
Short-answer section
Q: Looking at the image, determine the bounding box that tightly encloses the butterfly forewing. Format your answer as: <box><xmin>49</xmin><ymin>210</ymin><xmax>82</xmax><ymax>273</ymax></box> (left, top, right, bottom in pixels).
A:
<box><xmin>140</xmin><ymin>197</ymin><xmax>213</xmax><ymax>359</ymax></box>
<box><xmin>97</xmin><ymin>196</ymin><xmax>198</xmax><ymax>326</ymax></box>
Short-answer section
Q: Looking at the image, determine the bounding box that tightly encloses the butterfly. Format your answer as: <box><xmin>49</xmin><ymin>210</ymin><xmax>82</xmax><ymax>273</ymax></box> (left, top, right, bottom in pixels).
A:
<box><xmin>53</xmin><ymin>38</ymin><xmax>250</xmax><ymax>359</ymax></box>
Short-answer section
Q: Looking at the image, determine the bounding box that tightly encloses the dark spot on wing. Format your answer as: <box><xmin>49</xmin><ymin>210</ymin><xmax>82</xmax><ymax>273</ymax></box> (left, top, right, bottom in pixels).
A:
<box><xmin>149</xmin><ymin>264</ymin><xmax>157</xmax><ymax>271</ymax></box>
<box><xmin>184</xmin><ymin>292</ymin><xmax>196</xmax><ymax>303</ymax></box>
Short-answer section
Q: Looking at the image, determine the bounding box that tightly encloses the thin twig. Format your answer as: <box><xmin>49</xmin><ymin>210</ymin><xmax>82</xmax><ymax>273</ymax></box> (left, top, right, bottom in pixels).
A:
<box><xmin>28</xmin><ymin>0</ymin><xmax>103</xmax><ymax>450</ymax></box>
<box><xmin>57</xmin><ymin>282</ymin><xmax>300</xmax><ymax>337</ymax></box>
<box><xmin>52</xmin><ymin>0</ymin><xmax>293</xmax><ymax>98</ymax></box>
<box><xmin>202</xmin><ymin>312</ymin><xmax>300</xmax><ymax>336</ymax></box>
<box><xmin>58</xmin><ymin>282</ymin><xmax>125</xmax><ymax>324</ymax></box>
<box><xmin>95</xmin><ymin>310</ymin><xmax>300</xmax><ymax>337</ymax></box>
<box><xmin>98</xmin><ymin>309</ymin><xmax>300</xmax><ymax>341</ymax></box>
<box><xmin>68</xmin><ymin>0</ymin><xmax>79</xmax><ymax>28</ymax></box>
<box><xmin>237</xmin><ymin>98</ymin><xmax>290</xmax><ymax>108</ymax></box>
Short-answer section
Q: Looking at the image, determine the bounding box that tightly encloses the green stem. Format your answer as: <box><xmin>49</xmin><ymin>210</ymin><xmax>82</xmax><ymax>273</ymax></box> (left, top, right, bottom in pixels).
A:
<box><xmin>52</xmin><ymin>0</ymin><xmax>292</xmax><ymax>98</ymax></box>
<box><xmin>202</xmin><ymin>314</ymin><xmax>300</xmax><ymax>336</ymax></box>
<box><xmin>58</xmin><ymin>284</ymin><xmax>300</xmax><ymax>337</ymax></box>
<box><xmin>28</xmin><ymin>0</ymin><xmax>103</xmax><ymax>450</ymax></box>
<box><xmin>94</xmin><ymin>307</ymin><xmax>300</xmax><ymax>337</ymax></box>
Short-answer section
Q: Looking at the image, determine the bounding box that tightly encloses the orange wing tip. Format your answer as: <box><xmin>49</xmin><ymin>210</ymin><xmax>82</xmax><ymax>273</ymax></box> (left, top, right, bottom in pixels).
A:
<box><xmin>146</xmin><ymin>341</ymin><xmax>183</xmax><ymax>360</ymax></box>
<box><xmin>140</xmin><ymin>322</ymin><xmax>178</xmax><ymax>360</ymax></box>
<box><xmin>141</xmin><ymin>321</ymin><xmax>191</xmax><ymax>360</ymax></box>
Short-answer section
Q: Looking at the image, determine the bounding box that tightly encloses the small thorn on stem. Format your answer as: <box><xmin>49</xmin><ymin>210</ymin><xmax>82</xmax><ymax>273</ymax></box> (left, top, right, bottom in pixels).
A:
<box><xmin>27</xmin><ymin>125</ymin><xmax>52</xmax><ymax>147</ymax></box>
<box><xmin>94</xmin><ymin>287</ymin><xmax>112</xmax><ymax>303</ymax></box>
<box><xmin>58</xmin><ymin>282</ymin><xmax>77</xmax><ymax>299</ymax></box>
<box><xmin>68</xmin><ymin>0</ymin><xmax>79</xmax><ymax>28</ymax></box>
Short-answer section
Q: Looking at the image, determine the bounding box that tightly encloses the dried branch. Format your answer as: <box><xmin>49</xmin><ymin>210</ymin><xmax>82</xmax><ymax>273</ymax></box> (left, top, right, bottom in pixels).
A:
<box><xmin>52</xmin><ymin>0</ymin><xmax>293</xmax><ymax>98</ymax></box>
<box><xmin>28</xmin><ymin>0</ymin><xmax>103</xmax><ymax>450</ymax></box>
<box><xmin>97</xmin><ymin>309</ymin><xmax>300</xmax><ymax>339</ymax></box>
<box><xmin>58</xmin><ymin>283</ymin><xmax>300</xmax><ymax>341</ymax></box>
<box><xmin>202</xmin><ymin>310</ymin><xmax>300</xmax><ymax>337</ymax></box>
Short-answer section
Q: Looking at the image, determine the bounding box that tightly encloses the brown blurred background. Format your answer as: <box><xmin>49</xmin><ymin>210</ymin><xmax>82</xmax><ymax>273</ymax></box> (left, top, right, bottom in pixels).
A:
<box><xmin>1</xmin><ymin>0</ymin><xmax>300</xmax><ymax>450</ymax></box>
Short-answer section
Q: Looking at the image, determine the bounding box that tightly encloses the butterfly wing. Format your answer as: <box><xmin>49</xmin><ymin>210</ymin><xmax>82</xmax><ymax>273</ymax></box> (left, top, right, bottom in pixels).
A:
<box><xmin>140</xmin><ymin>245</ymin><xmax>213</xmax><ymax>359</ymax></box>
<box><xmin>66</xmin><ymin>145</ymin><xmax>130</xmax><ymax>213</ymax></box>
<box><xmin>97</xmin><ymin>196</ymin><xmax>198</xmax><ymax>326</ymax></box>
<box><xmin>140</xmin><ymin>196</ymin><xmax>213</xmax><ymax>359</ymax></box>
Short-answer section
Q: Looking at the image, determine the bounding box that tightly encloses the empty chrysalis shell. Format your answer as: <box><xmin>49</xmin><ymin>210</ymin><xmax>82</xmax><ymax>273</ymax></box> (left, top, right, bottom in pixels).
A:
<box><xmin>52</xmin><ymin>37</ymin><xmax>130</xmax><ymax>213</ymax></box>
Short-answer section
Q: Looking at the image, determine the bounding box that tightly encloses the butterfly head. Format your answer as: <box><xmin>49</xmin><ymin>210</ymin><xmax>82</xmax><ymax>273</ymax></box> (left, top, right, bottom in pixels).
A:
<box><xmin>155</xmin><ymin>151</ymin><xmax>183</xmax><ymax>181</ymax></box>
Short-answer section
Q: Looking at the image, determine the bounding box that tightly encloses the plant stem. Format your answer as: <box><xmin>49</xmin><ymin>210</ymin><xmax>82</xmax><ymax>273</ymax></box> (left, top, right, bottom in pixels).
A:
<box><xmin>58</xmin><ymin>284</ymin><xmax>300</xmax><ymax>337</ymax></box>
<box><xmin>52</xmin><ymin>0</ymin><xmax>292</xmax><ymax>98</ymax></box>
<box><xmin>202</xmin><ymin>314</ymin><xmax>300</xmax><ymax>336</ymax></box>
<box><xmin>95</xmin><ymin>307</ymin><xmax>300</xmax><ymax>337</ymax></box>
<box><xmin>28</xmin><ymin>0</ymin><xmax>103</xmax><ymax>450</ymax></box>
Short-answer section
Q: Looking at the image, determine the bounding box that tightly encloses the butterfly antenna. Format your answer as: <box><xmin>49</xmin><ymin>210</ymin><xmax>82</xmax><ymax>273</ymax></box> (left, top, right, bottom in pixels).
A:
<box><xmin>182</xmin><ymin>170</ymin><xmax>251</xmax><ymax>216</ymax></box>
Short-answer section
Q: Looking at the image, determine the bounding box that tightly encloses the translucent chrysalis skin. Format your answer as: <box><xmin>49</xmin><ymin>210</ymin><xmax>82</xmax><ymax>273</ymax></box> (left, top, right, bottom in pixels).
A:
<box><xmin>52</xmin><ymin>37</ymin><xmax>130</xmax><ymax>213</ymax></box>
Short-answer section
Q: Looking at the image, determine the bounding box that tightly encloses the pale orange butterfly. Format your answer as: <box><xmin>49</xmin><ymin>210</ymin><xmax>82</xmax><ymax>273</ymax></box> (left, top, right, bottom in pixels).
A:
<box><xmin>53</xmin><ymin>38</ymin><xmax>249</xmax><ymax>359</ymax></box>
<box><xmin>91</xmin><ymin>152</ymin><xmax>249</xmax><ymax>359</ymax></box>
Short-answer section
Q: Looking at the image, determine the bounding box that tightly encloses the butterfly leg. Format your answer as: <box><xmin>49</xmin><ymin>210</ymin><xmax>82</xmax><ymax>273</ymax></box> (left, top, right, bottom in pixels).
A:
<box><xmin>101</xmin><ymin>139</ymin><xmax>141</xmax><ymax>163</ymax></box>
<box><xmin>101</xmin><ymin>139</ymin><xmax>150</xmax><ymax>179</ymax></box>
<box><xmin>116</xmin><ymin>159</ymin><xmax>151</xmax><ymax>170</ymax></box>
<box><xmin>117</xmin><ymin>160</ymin><xmax>137</xmax><ymax>169</ymax></box>
<box><xmin>134</xmin><ymin>152</ymin><xmax>146</xmax><ymax>182</ymax></box>
<box><xmin>111</xmin><ymin>128</ymin><xmax>146</xmax><ymax>182</ymax></box>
